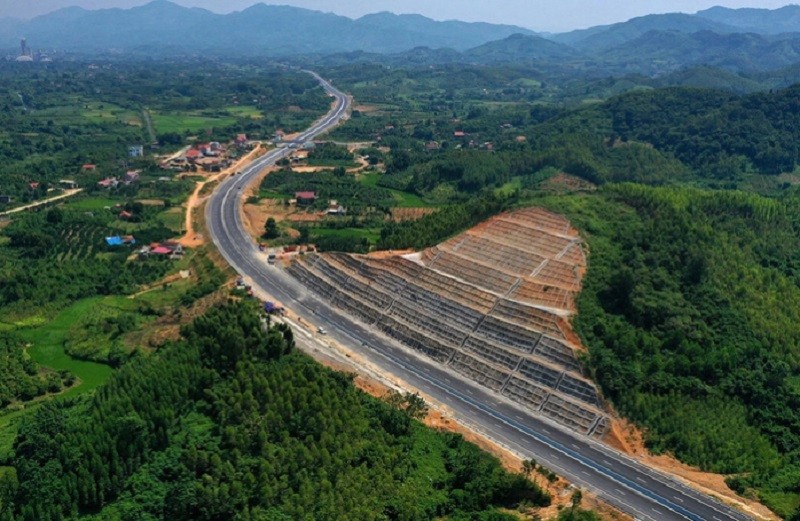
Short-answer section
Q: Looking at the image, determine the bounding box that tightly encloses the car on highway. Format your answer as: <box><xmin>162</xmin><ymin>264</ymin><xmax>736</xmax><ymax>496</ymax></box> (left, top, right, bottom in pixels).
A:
<box><xmin>317</xmin><ymin>327</ymin><xmax>327</xmax><ymax>335</ymax></box>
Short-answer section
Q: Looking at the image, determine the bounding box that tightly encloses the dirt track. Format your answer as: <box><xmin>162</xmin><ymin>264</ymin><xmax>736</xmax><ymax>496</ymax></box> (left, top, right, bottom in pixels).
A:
<box><xmin>176</xmin><ymin>145</ymin><xmax>266</xmax><ymax>248</ymax></box>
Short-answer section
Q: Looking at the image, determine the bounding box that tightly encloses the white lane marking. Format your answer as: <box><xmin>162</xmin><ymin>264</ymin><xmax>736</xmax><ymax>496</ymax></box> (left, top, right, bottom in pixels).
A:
<box><xmin>211</xmin><ymin>75</ymin><xmax>747</xmax><ymax>521</ymax></box>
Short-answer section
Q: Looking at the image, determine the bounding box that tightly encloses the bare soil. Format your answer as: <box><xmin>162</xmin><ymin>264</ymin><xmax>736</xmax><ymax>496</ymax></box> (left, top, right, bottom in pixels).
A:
<box><xmin>175</xmin><ymin>145</ymin><xmax>265</xmax><ymax>248</ymax></box>
<box><xmin>389</xmin><ymin>207</ymin><xmax>438</xmax><ymax>222</ymax></box>
<box><xmin>541</xmin><ymin>173</ymin><xmax>597</xmax><ymax>193</ymax></box>
<box><xmin>135</xmin><ymin>199</ymin><xmax>167</xmax><ymax>207</ymax></box>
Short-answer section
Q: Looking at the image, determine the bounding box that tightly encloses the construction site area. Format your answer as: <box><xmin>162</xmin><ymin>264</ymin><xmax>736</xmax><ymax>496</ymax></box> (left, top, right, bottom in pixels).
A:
<box><xmin>285</xmin><ymin>207</ymin><xmax>612</xmax><ymax>437</ymax></box>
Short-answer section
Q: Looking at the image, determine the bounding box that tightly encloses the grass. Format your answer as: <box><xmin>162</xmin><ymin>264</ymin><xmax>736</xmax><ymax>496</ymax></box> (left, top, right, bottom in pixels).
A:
<box><xmin>67</xmin><ymin>197</ymin><xmax>119</xmax><ymax>211</ymax></box>
<box><xmin>359</xmin><ymin>172</ymin><xmax>380</xmax><ymax>187</ymax></box>
<box><xmin>760</xmin><ymin>491</ymin><xmax>800</xmax><ymax>519</ymax></box>
<box><xmin>391</xmin><ymin>190</ymin><xmax>433</xmax><ymax>208</ymax></box>
<box><xmin>0</xmin><ymin>407</ymin><xmax>35</xmax><ymax>460</ymax></box>
<box><xmin>30</xmin><ymin>101</ymin><xmax>140</xmax><ymax>127</ymax></box>
<box><xmin>152</xmin><ymin>112</ymin><xmax>237</xmax><ymax>134</ymax></box>
<box><xmin>306</xmin><ymin>159</ymin><xmax>360</xmax><ymax>168</ymax></box>
<box><xmin>359</xmin><ymin>173</ymin><xmax>435</xmax><ymax>208</ymax></box>
<box><xmin>159</xmin><ymin>207</ymin><xmax>185</xmax><ymax>233</ymax></box>
<box><xmin>226</xmin><ymin>106</ymin><xmax>263</xmax><ymax>119</ymax></box>
<box><xmin>18</xmin><ymin>297</ymin><xmax>115</xmax><ymax>398</ymax></box>
<box><xmin>313</xmin><ymin>227</ymin><xmax>381</xmax><ymax>243</ymax></box>
<box><xmin>495</xmin><ymin>177</ymin><xmax>523</xmax><ymax>197</ymax></box>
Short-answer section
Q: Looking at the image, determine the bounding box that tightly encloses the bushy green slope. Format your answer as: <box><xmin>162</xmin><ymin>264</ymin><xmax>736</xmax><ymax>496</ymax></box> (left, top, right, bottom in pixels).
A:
<box><xmin>2</xmin><ymin>302</ymin><xmax>548</xmax><ymax>521</ymax></box>
<box><xmin>538</xmin><ymin>185</ymin><xmax>800</xmax><ymax>517</ymax></box>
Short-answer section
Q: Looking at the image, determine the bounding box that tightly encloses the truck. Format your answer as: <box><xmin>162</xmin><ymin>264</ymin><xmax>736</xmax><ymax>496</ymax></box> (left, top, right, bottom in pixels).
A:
<box><xmin>268</xmin><ymin>253</ymin><xmax>277</xmax><ymax>265</ymax></box>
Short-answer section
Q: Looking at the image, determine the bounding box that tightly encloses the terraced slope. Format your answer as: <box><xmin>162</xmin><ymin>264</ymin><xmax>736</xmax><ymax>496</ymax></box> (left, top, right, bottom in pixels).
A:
<box><xmin>287</xmin><ymin>208</ymin><xmax>610</xmax><ymax>436</ymax></box>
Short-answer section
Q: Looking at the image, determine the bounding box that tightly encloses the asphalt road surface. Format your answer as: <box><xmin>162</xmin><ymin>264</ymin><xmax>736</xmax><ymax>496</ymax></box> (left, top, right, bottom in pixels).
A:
<box><xmin>206</xmin><ymin>72</ymin><xmax>756</xmax><ymax>521</ymax></box>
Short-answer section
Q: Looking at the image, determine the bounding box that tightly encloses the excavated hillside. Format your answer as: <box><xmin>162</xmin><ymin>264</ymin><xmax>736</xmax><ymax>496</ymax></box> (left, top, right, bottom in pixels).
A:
<box><xmin>286</xmin><ymin>208</ymin><xmax>611</xmax><ymax>436</ymax></box>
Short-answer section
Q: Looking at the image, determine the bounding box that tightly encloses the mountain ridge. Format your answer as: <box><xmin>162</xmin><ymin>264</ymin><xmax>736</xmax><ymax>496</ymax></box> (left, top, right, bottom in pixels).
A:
<box><xmin>1</xmin><ymin>1</ymin><xmax>536</xmax><ymax>55</ymax></box>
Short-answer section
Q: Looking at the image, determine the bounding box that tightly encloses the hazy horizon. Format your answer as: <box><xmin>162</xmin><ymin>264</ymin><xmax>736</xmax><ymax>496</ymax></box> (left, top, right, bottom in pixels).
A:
<box><xmin>0</xmin><ymin>0</ymin><xmax>796</xmax><ymax>32</ymax></box>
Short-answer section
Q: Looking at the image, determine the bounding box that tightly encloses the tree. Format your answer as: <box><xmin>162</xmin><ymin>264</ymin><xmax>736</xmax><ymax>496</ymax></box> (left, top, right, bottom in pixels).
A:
<box><xmin>571</xmin><ymin>489</ymin><xmax>583</xmax><ymax>510</ymax></box>
<box><xmin>264</xmin><ymin>217</ymin><xmax>279</xmax><ymax>240</ymax></box>
<box><xmin>522</xmin><ymin>459</ymin><xmax>537</xmax><ymax>478</ymax></box>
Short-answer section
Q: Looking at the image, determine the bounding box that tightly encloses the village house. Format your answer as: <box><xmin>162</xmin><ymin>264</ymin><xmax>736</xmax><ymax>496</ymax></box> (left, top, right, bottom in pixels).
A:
<box><xmin>139</xmin><ymin>241</ymin><xmax>184</xmax><ymax>260</ymax></box>
<box><xmin>59</xmin><ymin>179</ymin><xmax>79</xmax><ymax>189</ymax></box>
<box><xmin>295</xmin><ymin>191</ymin><xmax>317</xmax><ymax>206</ymax></box>
<box><xmin>185</xmin><ymin>149</ymin><xmax>202</xmax><ymax>162</ymax></box>
<box><xmin>105</xmin><ymin>235</ymin><xmax>136</xmax><ymax>247</ymax></box>
<box><xmin>98</xmin><ymin>177</ymin><xmax>119</xmax><ymax>189</ymax></box>
<box><xmin>82</xmin><ymin>164</ymin><xmax>97</xmax><ymax>171</ymax></box>
<box><xmin>327</xmin><ymin>200</ymin><xmax>347</xmax><ymax>216</ymax></box>
<box><xmin>0</xmin><ymin>195</ymin><xmax>12</xmax><ymax>204</ymax></box>
<box><xmin>123</xmin><ymin>170</ymin><xmax>141</xmax><ymax>184</ymax></box>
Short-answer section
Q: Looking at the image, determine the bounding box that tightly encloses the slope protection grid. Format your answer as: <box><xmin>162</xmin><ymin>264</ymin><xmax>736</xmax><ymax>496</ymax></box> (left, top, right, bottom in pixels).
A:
<box><xmin>286</xmin><ymin>207</ymin><xmax>610</xmax><ymax>436</ymax></box>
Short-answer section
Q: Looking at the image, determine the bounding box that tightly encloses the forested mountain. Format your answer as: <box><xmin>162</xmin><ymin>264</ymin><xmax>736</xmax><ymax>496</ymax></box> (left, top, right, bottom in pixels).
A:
<box><xmin>551</xmin><ymin>13</ymin><xmax>737</xmax><ymax>51</ymax></box>
<box><xmin>465</xmin><ymin>34</ymin><xmax>582</xmax><ymax>65</ymax></box>
<box><xmin>0</xmin><ymin>0</ymin><xmax>535</xmax><ymax>55</ymax></box>
<box><xmin>542</xmin><ymin>185</ymin><xmax>800</xmax><ymax>519</ymax></box>
<box><xmin>696</xmin><ymin>5</ymin><xmax>800</xmax><ymax>34</ymax></box>
<box><xmin>520</xmin><ymin>84</ymin><xmax>800</xmax><ymax>182</ymax></box>
<box><xmin>602</xmin><ymin>30</ymin><xmax>800</xmax><ymax>74</ymax></box>
<box><xmin>2</xmin><ymin>302</ymin><xmax>547</xmax><ymax>520</ymax></box>
<box><xmin>9</xmin><ymin>2</ymin><xmax>800</xmax><ymax>81</ymax></box>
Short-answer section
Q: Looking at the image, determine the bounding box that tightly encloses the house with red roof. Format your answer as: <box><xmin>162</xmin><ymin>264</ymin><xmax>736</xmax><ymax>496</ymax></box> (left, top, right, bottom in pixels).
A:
<box><xmin>98</xmin><ymin>177</ymin><xmax>119</xmax><ymax>189</ymax></box>
<box><xmin>295</xmin><ymin>191</ymin><xmax>317</xmax><ymax>206</ymax></box>
<box><xmin>185</xmin><ymin>149</ymin><xmax>202</xmax><ymax>161</ymax></box>
<box><xmin>82</xmin><ymin>164</ymin><xmax>96</xmax><ymax>171</ymax></box>
<box><xmin>123</xmin><ymin>170</ymin><xmax>141</xmax><ymax>184</ymax></box>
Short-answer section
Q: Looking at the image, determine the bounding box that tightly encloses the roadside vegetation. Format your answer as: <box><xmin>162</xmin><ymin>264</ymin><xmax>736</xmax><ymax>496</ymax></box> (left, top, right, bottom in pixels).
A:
<box><xmin>3</xmin><ymin>301</ymin><xmax>551</xmax><ymax>521</ymax></box>
<box><xmin>268</xmin><ymin>63</ymin><xmax>800</xmax><ymax>519</ymax></box>
<box><xmin>0</xmin><ymin>60</ymin><xmax>584</xmax><ymax>521</ymax></box>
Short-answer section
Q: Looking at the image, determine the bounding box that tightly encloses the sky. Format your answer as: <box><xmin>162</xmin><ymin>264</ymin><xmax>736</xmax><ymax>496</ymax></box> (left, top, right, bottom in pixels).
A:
<box><xmin>0</xmin><ymin>0</ymin><xmax>795</xmax><ymax>32</ymax></box>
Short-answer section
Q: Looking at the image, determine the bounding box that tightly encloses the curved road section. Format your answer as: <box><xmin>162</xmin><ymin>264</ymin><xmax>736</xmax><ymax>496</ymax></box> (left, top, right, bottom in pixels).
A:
<box><xmin>207</xmin><ymin>71</ymin><xmax>755</xmax><ymax>521</ymax></box>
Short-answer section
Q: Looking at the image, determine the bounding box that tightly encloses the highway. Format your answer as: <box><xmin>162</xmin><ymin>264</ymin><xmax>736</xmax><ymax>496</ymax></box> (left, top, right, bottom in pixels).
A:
<box><xmin>206</xmin><ymin>71</ymin><xmax>756</xmax><ymax>521</ymax></box>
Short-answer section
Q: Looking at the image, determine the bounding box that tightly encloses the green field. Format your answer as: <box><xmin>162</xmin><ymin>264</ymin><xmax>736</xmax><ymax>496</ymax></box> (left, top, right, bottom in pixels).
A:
<box><xmin>226</xmin><ymin>106</ymin><xmax>264</xmax><ymax>119</ymax></box>
<box><xmin>313</xmin><ymin>227</ymin><xmax>381</xmax><ymax>243</ymax></box>
<box><xmin>359</xmin><ymin>173</ymin><xmax>434</xmax><ymax>208</ymax></box>
<box><xmin>495</xmin><ymin>177</ymin><xmax>523</xmax><ymax>197</ymax></box>
<box><xmin>0</xmin><ymin>297</ymin><xmax>121</xmax><ymax>459</ymax></box>
<box><xmin>30</xmin><ymin>101</ymin><xmax>141</xmax><ymax>127</ymax></box>
<box><xmin>158</xmin><ymin>206</ymin><xmax>185</xmax><ymax>232</ymax></box>
<box><xmin>19</xmin><ymin>297</ymin><xmax>117</xmax><ymax>398</ymax></box>
<box><xmin>390</xmin><ymin>189</ymin><xmax>433</xmax><ymax>208</ymax></box>
<box><xmin>66</xmin><ymin>197</ymin><xmax>119</xmax><ymax>211</ymax></box>
<box><xmin>152</xmin><ymin>113</ymin><xmax>237</xmax><ymax>134</ymax></box>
